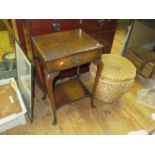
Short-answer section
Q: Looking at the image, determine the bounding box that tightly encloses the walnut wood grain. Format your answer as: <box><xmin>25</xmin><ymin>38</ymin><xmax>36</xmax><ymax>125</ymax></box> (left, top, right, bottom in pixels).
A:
<box><xmin>90</xmin><ymin>59</ymin><xmax>103</xmax><ymax>107</ymax></box>
<box><xmin>32</xmin><ymin>29</ymin><xmax>103</xmax><ymax>125</ymax></box>
<box><xmin>46</xmin><ymin>49</ymin><xmax>102</xmax><ymax>72</ymax></box>
<box><xmin>45</xmin><ymin>71</ymin><xmax>60</xmax><ymax>125</ymax></box>
<box><xmin>32</xmin><ymin>29</ymin><xmax>103</xmax><ymax>62</ymax></box>
<box><xmin>54</xmin><ymin>78</ymin><xmax>90</xmax><ymax>109</ymax></box>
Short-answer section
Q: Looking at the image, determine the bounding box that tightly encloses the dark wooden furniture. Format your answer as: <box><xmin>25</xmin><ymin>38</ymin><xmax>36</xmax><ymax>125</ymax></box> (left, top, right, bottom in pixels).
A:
<box><xmin>81</xmin><ymin>19</ymin><xmax>117</xmax><ymax>52</ymax></box>
<box><xmin>32</xmin><ymin>29</ymin><xmax>103</xmax><ymax>125</ymax></box>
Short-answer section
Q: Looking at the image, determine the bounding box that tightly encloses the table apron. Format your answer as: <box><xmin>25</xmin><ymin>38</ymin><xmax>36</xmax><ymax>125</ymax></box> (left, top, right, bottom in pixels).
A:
<box><xmin>45</xmin><ymin>50</ymin><xmax>102</xmax><ymax>72</ymax></box>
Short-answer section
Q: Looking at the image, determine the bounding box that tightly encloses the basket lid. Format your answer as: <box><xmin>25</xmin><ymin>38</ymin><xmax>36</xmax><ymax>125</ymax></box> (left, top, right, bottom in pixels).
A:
<box><xmin>90</xmin><ymin>54</ymin><xmax>136</xmax><ymax>81</ymax></box>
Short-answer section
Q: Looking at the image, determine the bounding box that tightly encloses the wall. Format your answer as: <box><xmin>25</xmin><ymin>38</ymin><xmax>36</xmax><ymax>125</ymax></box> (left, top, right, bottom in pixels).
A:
<box><xmin>127</xmin><ymin>20</ymin><xmax>155</xmax><ymax>48</ymax></box>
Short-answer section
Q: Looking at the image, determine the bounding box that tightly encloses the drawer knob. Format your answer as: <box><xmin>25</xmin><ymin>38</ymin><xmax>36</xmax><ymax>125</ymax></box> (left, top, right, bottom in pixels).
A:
<box><xmin>52</xmin><ymin>22</ymin><xmax>61</xmax><ymax>31</ymax></box>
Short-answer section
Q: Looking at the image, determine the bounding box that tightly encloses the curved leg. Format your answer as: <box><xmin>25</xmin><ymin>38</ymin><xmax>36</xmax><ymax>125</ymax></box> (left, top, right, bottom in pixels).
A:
<box><xmin>44</xmin><ymin>70</ymin><xmax>60</xmax><ymax>125</ymax></box>
<box><xmin>90</xmin><ymin>59</ymin><xmax>103</xmax><ymax>108</ymax></box>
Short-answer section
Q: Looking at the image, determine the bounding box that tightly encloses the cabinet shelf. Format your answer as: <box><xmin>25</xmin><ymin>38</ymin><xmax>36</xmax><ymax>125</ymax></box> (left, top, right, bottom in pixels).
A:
<box><xmin>54</xmin><ymin>78</ymin><xmax>90</xmax><ymax>109</ymax></box>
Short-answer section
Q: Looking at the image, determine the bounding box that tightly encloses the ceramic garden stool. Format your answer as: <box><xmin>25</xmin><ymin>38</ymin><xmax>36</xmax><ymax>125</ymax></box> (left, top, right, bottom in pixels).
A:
<box><xmin>90</xmin><ymin>54</ymin><xmax>136</xmax><ymax>103</ymax></box>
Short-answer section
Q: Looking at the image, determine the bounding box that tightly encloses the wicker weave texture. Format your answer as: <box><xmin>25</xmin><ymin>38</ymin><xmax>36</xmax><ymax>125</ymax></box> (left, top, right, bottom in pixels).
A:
<box><xmin>90</xmin><ymin>54</ymin><xmax>136</xmax><ymax>103</ymax></box>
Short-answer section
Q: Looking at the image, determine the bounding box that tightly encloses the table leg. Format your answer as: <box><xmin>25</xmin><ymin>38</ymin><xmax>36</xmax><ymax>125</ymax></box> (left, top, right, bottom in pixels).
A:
<box><xmin>90</xmin><ymin>59</ymin><xmax>103</xmax><ymax>107</ymax></box>
<box><xmin>77</xmin><ymin>67</ymin><xmax>80</xmax><ymax>78</ymax></box>
<box><xmin>34</xmin><ymin>58</ymin><xmax>46</xmax><ymax>99</ymax></box>
<box><xmin>45</xmin><ymin>71</ymin><xmax>60</xmax><ymax>125</ymax></box>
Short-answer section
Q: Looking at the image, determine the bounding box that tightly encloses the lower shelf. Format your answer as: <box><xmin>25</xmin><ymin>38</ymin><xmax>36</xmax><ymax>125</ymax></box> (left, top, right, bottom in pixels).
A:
<box><xmin>54</xmin><ymin>78</ymin><xmax>90</xmax><ymax>109</ymax></box>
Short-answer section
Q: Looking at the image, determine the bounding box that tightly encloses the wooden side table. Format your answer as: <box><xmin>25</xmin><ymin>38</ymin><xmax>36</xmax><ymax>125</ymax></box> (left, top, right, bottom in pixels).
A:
<box><xmin>32</xmin><ymin>29</ymin><xmax>103</xmax><ymax>125</ymax></box>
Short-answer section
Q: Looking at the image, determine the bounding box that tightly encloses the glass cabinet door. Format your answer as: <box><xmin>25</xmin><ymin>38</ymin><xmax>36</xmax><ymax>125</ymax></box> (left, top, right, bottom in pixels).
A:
<box><xmin>15</xmin><ymin>40</ymin><xmax>34</xmax><ymax>121</ymax></box>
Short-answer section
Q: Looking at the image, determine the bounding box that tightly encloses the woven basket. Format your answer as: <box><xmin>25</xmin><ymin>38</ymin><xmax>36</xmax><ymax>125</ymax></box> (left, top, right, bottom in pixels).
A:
<box><xmin>90</xmin><ymin>54</ymin><xmax>136</xmax><ymax>103</ymax></box>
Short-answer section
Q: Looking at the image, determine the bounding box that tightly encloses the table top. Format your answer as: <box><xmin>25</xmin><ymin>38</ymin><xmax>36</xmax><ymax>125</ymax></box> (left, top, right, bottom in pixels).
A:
<box><xmin>32</xmin><ymin>29</ymin><xmax>103</xmax><ymax>62</ymax></box>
